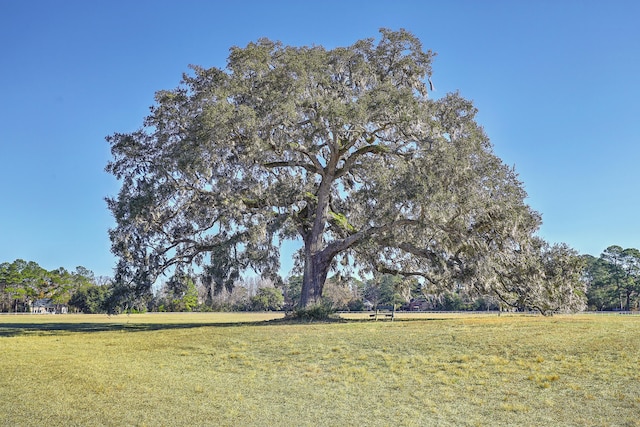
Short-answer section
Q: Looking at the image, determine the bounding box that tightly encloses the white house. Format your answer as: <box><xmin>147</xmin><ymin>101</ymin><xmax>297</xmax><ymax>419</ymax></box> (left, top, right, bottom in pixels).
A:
<box><xmin>30</xmin><ymin>299</ymin><xmax>68</xmax><ymax>314</ymax></box>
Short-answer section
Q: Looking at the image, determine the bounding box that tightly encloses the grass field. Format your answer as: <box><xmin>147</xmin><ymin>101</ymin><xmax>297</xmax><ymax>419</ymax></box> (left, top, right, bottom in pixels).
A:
<box><xmin>1</xmin><ymin>312</ymin><xmax>639</xmax><ymax>426</ymax></box>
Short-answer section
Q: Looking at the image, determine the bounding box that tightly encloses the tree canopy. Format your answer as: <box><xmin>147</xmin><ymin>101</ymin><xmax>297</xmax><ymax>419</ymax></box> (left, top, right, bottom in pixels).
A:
<box><xmin>583</xmin><ymin>246</ymin><xmax>640</xmax><ymax>311</ymax></box>
<box><xmin>106</xmin><ymin>29</ymin><xmax>585</xmax><ymax>313</ymax></box>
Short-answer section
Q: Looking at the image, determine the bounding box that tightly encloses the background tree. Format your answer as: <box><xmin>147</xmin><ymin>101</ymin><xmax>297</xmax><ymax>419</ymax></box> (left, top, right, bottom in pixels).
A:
<box><xmin>281</xmin><ymin>275</ymin><xmax>303</xmax><ymax>310</ymax></box>
<box><xmin>69</xmin><ymin>282</ymin><xmax>111</xmax><ymax>313</ymax></box>
<box><xmin>362</xmin><ymin>275</ymin><xmax>404</xmax><ymax>309</ymax></box>
<box><xmin>63</xmin><ymin>266</ymin><xmax>105</xmax><ymax>313</ymax></box>
<box><xmin>200</xmin><ymin>282</ymin><xmax>251</xmax><ymax>311</ymax></box>
<box><xmin>322</xmin><ymin>275</ymin><xmax>353</xmax><ymax>310</ymax></box>
<box><xmin>607</xmin><ymin>246</ymin><xmax>640</xmax><ymax>311</ymax></box>
<box><xmin>0</xmin><ymin>260</ymin><xmax>52</xmax><ymax>311</ymax></box>
<box><xmin>250</xmin><ymin>287</ymin><xmax>284</xmax><ymax>311</ymax></box>
<box><xmin>584</xmin><ymin>246</ymin><xmax>640</xmax><ymax>311</ymax></box>
<box><xmin>11</xmin><ymin>260</ymin><xmax>47</xmax><ymax>311</ymax></box>
<box><xmin>106</xmin><ymin>29</ymin><xmax>583</xmax><ymax>311</ymax></box>
<box><xmin>155</xmin><ymin>273</ymin><xmax>199</xmax><ymax>312</ymax></box>
<box><xmin>582</xmin><ymin>254</ymin><xmax>617</xmax><ymax>310</ymax></box>
<box><xmin>104</xmin><ymin>278</ymin><xmax>150</xmax><ymax>314</ymax></box>
<box><xmin>621</xmin><ymin>248</ymin><xmax>640</xmax><ymax>310</ymax></box>
<box><xmin>0</xmin><ymin>261</ymin><xmax>16</xmax><ymax>311</ymax></box>
<box><xmin>47</xmin><ymin>268</ymin><xmax>76</xmax><ymax>308</ymax></box>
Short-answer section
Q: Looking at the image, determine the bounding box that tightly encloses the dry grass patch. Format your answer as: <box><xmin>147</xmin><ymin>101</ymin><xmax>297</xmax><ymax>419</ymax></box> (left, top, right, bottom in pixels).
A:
<box><xmin>1</xmin><ymin>313</ymin><xmax>639</xmax><ymax>426</ymax></box>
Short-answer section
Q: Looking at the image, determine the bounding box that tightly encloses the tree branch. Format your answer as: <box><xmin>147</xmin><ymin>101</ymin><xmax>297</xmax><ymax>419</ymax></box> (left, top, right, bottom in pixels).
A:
<box><xmin>322</xmin><ymin>218</ymin><xmax>418</xmax><ymax>261</ymax></box>
<box><xmin>375</xmin><ymin>266</ymin><xmax>435</xmax><ymax>282</ymax></box>
<box><xmin>335</xmin><ymin>143</ymin><xmax>389</xmax><ymax>178</ymax></box>
<box><xmin>263</xmin><ymin>160</ymin><xmax>322</xmax><ymax>175</ymax></box>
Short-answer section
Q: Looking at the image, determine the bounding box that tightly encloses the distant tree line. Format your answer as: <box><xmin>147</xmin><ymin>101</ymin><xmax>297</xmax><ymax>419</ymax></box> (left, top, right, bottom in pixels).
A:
<box><xmin>150</xmin><ymin>275</ymin><xmax>285</xmax><ymax>312</ymax></box>
<box><xmin>582</xmin><ymin>246</ymin><xmax>640</xmax><ymax>311</ymax></box>
<box><xmin>2</xmin><ymin>245</ymin><xmax>637</xmax><ymax>314</ymax></box>
<box><xmin>0</xmin><ymin>260</ymin><xmax>108</xmax><ymax>313</ymax></box>
<box><xmin>0</xmin><ymin>259</ymin><xmax>285</xmax><ymax>314</ymax></box>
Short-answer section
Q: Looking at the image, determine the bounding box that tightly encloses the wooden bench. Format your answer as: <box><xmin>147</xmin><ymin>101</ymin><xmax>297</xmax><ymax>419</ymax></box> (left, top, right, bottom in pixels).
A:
<box><xmin>369</xmin><ymin>310</ymin><xmax>395</xmax><ymax>321</ymax></box>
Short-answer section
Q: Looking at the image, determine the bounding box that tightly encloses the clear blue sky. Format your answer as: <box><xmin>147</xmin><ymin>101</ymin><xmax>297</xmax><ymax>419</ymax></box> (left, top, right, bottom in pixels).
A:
<box><xmin>1</xmin><ymin>0</ymin><xmax>638</xmax><ymax>278</ymax></box>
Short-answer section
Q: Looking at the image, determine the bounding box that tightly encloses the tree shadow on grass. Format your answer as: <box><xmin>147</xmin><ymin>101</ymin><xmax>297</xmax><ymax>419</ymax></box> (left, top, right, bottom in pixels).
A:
<box><xmin>0</xmin><ymin>315</ymin><xmax>450</xmax><ymax>337</ymax></box>
<box><xmin>0</xmin><ymin>320</ymin><xmax>277</xmax><ymax>337</ymax></box>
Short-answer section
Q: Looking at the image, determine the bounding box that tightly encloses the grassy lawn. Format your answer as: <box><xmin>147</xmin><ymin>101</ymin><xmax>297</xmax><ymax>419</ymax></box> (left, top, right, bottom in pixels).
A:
<box><xmin>1</xmin><ymin>313</ymin><xmax>639</xmax><ymax>426</ymax></box>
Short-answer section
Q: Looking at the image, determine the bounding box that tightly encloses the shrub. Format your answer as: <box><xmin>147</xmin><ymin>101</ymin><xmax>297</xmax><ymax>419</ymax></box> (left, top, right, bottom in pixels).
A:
<box><xmin>347</xmin><ymin>299</ymin><xmax>366</xmax><ymax>311</ymax></box>
<box><xmin>288</xmin><ymin>302</ymin><xmax>337</xmax><ymax>321</ymax></box>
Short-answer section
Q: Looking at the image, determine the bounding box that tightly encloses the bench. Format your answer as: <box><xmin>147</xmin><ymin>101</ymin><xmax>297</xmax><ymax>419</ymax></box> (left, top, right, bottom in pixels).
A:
<box><xmin>369</xmin><ymin>310</ymin><xmax>395</xmax><ymax>321</ymax></box>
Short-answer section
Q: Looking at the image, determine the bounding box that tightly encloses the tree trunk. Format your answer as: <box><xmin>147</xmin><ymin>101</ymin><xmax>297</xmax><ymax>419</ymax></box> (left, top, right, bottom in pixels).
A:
<box><xmin>296</xmin><ymin>157</ymin><xmax>339</xmax><ymax>309</ymax></box>
<box><xmin>625</xmin><ymin>290</ymin><xmax>631</xmax><ymax>311</ymax></box>
<box><xmin>299</xmin><ymin>249</ymin><xmax>331</xmax><ymax>308</ymax></box>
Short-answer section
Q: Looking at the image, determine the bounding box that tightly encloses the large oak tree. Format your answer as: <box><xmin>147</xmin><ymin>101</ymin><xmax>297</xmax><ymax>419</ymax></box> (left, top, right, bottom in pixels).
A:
<box><xmin>106</xmin><ymin>29</ymin><xmax>584</xmax><ymax>311</ymax></box>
